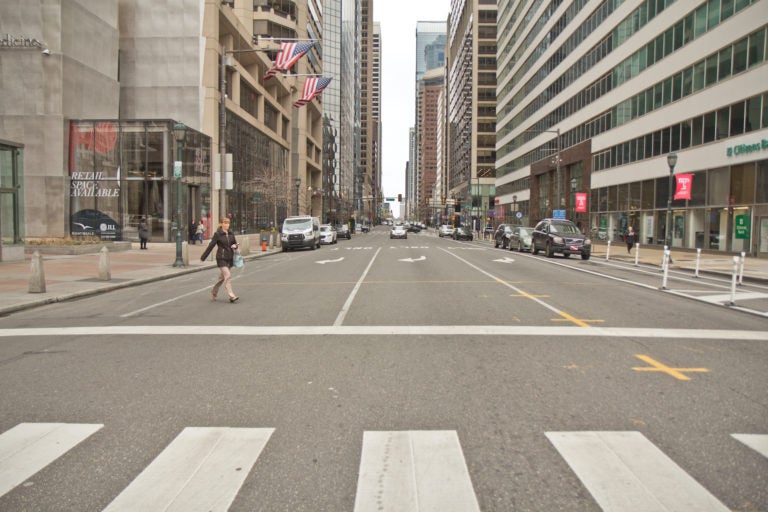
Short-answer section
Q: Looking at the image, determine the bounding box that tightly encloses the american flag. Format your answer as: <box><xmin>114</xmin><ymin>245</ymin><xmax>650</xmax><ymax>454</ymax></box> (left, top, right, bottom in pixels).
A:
<box><xmin>293</xmin><ymin>77</ymin><xmax>333</xmax><ymax>108</ymax></box>
<box><xmin>263</xmin><ymin>41</ymin><xmax>315</xmax><ymax>80</ymax></box>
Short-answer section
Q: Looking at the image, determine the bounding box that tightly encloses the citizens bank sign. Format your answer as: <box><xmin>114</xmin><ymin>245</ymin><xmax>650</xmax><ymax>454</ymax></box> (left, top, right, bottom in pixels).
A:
<box><xmin>0</xmin><ymin>34</ymin><xmax>45</xmax><ymax>49</ymax></box>
<box><xmin>726</xmin><ymin>139</ymin><xmax>768</xmax><ymax>157</ymax></box>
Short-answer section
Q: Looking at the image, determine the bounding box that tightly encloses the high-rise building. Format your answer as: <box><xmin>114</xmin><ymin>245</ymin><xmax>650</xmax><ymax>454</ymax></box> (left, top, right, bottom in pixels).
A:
<box><xmin>417</xmin><ymin>68</ymin><xmax>445</xmax><ymax>221</ymax></box>
<box><xmin>357</xmin><ymin>0</ymin><xmax>375</xmax><ymax>223</ymax></box>
<box><xmin>412</xmin><ymin>21</ymin><xmax>447</xmax><ymax>220</ymax></box>
<box><xmin>371</xmin><ymin>22</ymin><xmax>382</xmax><ymax>221</ymax></box>
<box><xmin>0</xmin><ymin>0</ymin><xmax>335</xmax><ymax>250</ymax></box>
<box><xmin>496</xmin><ymin>0</ymin><xmax>768</xmax><ymax>255</ymax></box>
<box><xmin>447</xmin><ymin>0</ymin><xmax>497</xmax><ymax>230</ymax></box>
<box><xmin>323</xmin><ymin>0</ymin><xmax>358</xmax><ymax>225</ymax></box>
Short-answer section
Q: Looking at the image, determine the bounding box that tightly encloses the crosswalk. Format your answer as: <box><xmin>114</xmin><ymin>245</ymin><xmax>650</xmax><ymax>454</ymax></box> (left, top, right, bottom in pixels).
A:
<box><xmin>0</xmin><ymin>423</ymin><xmax>765</xmax><ymax>511</ymax></box>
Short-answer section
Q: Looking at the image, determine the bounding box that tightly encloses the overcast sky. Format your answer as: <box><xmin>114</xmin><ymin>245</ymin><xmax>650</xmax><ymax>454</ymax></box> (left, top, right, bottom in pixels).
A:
<box><xmin>375</xmin><ymin>0</ymin><xmax>451</xmax><ymax>216</ymax></box>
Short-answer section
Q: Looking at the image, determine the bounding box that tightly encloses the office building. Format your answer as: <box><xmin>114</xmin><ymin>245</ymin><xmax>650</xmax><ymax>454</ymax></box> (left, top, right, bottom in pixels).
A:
<box><xmin>496</xmin><ymin>0</ymin><xmax>768</xmax><ymax>255</ymax></box>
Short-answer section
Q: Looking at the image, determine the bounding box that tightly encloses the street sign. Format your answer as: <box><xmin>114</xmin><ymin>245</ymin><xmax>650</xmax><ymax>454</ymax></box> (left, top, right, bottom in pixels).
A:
<box><xmin>385</xmin><ymin>197</ymin><xmax>395</xmax><ymax>202</ymax></box>
<box><xmin>516</xmin><ymin>211</ymin><xmax>523</xmax><ymax>219</ymax></box>
<box><xmin>173</xmin><ymin>161</ymin><xmax>182</xmax><ymax>178</ymax></box>
<box><xmin>735</xmin><ymin>215</ymin><xmax>750</xmax><ymax>239</ymax></box>
<box><xmin>553</xmin><ymin>209</ymin><xmax>566</xmax><ymax>220</ymax></box>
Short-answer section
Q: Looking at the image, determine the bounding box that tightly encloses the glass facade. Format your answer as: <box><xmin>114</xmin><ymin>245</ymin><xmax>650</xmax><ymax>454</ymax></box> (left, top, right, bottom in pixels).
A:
<box><xmin>0</xmin><ymin>140</ymin><xmax>24</xmax><ymax>248</ymax></box>
<box><xmin>69</xmin><ymin>120</ymin><xmax>211</xmax><ymax>242</ymax></box>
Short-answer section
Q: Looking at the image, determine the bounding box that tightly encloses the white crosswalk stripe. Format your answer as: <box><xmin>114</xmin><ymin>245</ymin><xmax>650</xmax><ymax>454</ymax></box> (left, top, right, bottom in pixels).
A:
<box><xmin>103</xmin><ymin>426</ymin><xmax>274</xmax><ymax>512</ymax></box>
<box><xmin>546</xmin><ymin>431</ymin><xmax>731</xmax><ymax>512</ymax></box>
<box><xmin>354</xmin><ymin>430</ymin><xmax>480</xmax><ymax>512</ymax></box>
<box><xmin>732</xmin><ymin>433</ymin><xmax>768</xmax><ymax>458</ymax></box>
<box><xmin>0</xmin><ymin>422</ymin><xmax>103</xmax><ymax>498</ymax></box>
<box><xmin>1</xmin><ymin>423</ymin><xmax>765</xmax><ymax>510</ymax></box>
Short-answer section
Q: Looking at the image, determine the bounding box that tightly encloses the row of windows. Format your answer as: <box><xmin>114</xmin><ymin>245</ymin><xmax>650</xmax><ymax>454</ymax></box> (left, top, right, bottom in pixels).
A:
<box><xmin>497</xmin><ymin>0</ymin><xmax>759</xmax><ymax>175</ymax></box>
<box><xmin>498</xmin><ymin>0</ymin><xmax>613</xmax><ymax>118</ymax></box>
<box><xmin>498</xmin><ymin>0</ymin><xmax>676</xmax><ymax>146</ymax></box>
<box><xmin>612</xmin><ymin>27</ymin><xmax>766</xmax><ymax>129</ymax></box>
<box><xmin>591</xmin><ymin>162</ymin><xmax>768</xmax><ymax>214</ymax></box>
<box><xmin>593</xmin><ymin>93</ymin><xmax>768</xmax><ymax>172</ymax></box>
<box><xmin>499</xmin><ymin>0</ymin><xmax>562</xmax><ymax>77</ymax></box>
<box><xmin>498</xmin><ymin>0</ymin><xmax>546</xmax><ymax>65</ymax></box>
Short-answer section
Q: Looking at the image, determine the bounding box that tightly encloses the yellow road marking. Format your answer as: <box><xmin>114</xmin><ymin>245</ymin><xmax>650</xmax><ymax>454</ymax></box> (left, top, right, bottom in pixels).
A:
<box><xmin>553</xmin><ymin>311</ymin><xmax>592</xmax><ymax>327</ymax></box>
<box><xmin>632</xmin><ymin>354</ymin><xmax>709</xmax><ymax>381</ymax></box>
<box><xmin>550</xmin><ymin>318</ymin><xmax>604</xmax><ymax>324</ymax></box>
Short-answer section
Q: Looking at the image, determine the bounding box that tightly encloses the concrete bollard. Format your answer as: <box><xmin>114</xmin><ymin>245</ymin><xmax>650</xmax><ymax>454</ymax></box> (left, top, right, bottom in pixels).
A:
<box><xmin>182</xmin><ymin>241</ymin><xmax>189</xmax><ymax>266</ymax></box>
<box><xmin>605</xmin><ymin>240</ymin><xmax>611</xmax><ymax>260</ymax></box>
<box><xmin>634</xmin><ymin>243</ymin><xmax>640</xmax><ymax>266</ymax></box>
<box><xmin>98</xmin><ymin>246</ymin><xmax>111</xmax><ymax>281</ymax></box>
<box><xmin>28</xmin><ymin>250</ymin><xmax>46</xmax><ymax>293</ymax></box>
<box><xmin>240</xmin><ymin>235</ymin><xmax>250</xmax><ymax>256</ymax></box>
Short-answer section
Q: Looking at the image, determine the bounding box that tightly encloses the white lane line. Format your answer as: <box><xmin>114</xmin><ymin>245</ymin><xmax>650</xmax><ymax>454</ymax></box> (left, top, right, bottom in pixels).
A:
<box><xmin>354</xmin><ymin>431</ymin><xmax>480</xmax><ymax>512</ymax></box>
<box><xmin>0</xmin><ymin>423</ymin><xmax>103</xmax><ymax>498</ymax></box>
<box><xmin>546</xmin><ymin>431</ymin><xmax>730</xmax><ymax>512</ymax></box>
<box><xmin>120</xmin><ymin>285</ymin><xmax>212</xmax><ymax>317</ymax></box>
<box><xmin>0</xmin><ymin>325</ymin><xmax>766</xmax><ymax>340</ymax></box>
<box><xmin>732</xmin><ymin>434</ymin><xmax>768</xmax><ymax>458</ymax></box>
<box><xmin>438</xmin><ymin>247</ymin><xmax>588</xmax><ymax>322</ymax></box>
<box><xmin>103</xmin><ymin>427</ymin><xmax>273</xmax><ymax>512</ymax></box>
<box><xmin>334</xmin><ymin>247</ymin><xmax>381</xmax><ymax>326</ymax></box>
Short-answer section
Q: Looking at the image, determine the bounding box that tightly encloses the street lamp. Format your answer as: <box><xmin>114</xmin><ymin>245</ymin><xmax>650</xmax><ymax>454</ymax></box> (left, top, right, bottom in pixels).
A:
<box><xmin>294</xmin><ymin>176</ymin><xmax>301</xmax><ymax>215</ymax></box>
<box><xmin>570</xmin><ymin>177</ymin><xmax>577</xmax><ymax>221</ymax></box>
<box><xmin>665</xmin><ymin>153</ymin><xmax>678</xmax><ymax>250</ymax></box>
<box><xmin>512</xmin><ymin>195</ymin><xmax>517</xmax><ymax>225</ymax></box>
<box><xmin>172</xmin><ymin>122</ymin><xmax>187</xmax><ymax>267</ymax></box>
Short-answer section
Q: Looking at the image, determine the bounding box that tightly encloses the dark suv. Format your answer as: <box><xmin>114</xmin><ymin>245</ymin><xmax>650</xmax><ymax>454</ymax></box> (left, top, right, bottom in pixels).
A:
<box><xmin>531</xmin><ymin>219</ymin><xmax>591</xmax><ymax>260</ymax></box>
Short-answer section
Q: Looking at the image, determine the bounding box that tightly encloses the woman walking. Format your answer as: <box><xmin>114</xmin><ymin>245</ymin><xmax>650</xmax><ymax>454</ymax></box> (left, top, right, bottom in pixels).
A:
<box><xmin>200</xmin><ymin>218</ymin><xmax>239</xmax><ymax>303</ymax></box>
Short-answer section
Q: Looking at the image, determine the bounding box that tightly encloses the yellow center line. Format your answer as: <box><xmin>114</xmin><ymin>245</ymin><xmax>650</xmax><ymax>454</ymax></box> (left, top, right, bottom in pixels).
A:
<box><xmin>632</xmin><ymin>354</ymin><xmax>709</xmax><ymax>381</ymax></box>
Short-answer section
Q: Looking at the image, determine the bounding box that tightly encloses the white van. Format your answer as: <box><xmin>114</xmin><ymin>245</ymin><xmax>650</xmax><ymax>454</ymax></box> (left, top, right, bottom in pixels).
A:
<box><xmin>281</xmin><ymin>216</ymin><xmax>321</xmax><ymax>251</ymax></box>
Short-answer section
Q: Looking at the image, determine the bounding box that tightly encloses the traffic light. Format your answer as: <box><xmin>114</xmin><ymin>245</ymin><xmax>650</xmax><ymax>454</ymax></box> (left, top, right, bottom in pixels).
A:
<box><xmin>441</xmin><ymin>196</ymin><xmax>446</xmax><ymax>205</ymax></box>
<box><xmin>397</xmin><ymin>193</ymin><xmax>402</xmax><ymax>202</ymax></box>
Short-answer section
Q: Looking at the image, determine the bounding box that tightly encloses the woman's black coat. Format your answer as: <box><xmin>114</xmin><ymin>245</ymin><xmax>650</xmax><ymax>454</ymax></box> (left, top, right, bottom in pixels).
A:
<box><xmin>201</xmin><ymin>227</ymin><xmax>238</xmax><ymax>268</ymax></box>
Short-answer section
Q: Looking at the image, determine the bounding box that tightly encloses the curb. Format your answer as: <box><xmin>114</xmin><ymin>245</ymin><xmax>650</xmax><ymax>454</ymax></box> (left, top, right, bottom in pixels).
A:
<box><xmin>0</xmin><ymin>249</ymin><xmax>280</xmax><ymax>316</ymax></box>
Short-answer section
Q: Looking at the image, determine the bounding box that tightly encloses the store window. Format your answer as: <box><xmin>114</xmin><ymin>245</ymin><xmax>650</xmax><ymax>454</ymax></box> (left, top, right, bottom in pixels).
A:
<box><xmin>731</xmin><ymin>163</ymin><xmax>756</xmax><ymax>204</ymax></box>
<box><xmin>708</xmin><ymin>167</ymin><xmax>730</xmax><ymax>206</ymax></box>
<box><xmin>0</xmin><ymin>141</ymin><xmax>24</xmax><ymax>249</ymax></box>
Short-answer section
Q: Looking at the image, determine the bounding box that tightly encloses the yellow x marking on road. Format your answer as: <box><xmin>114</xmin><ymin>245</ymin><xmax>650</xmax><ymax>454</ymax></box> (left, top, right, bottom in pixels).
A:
<box><xmin>632</xmin><ymin>354</ymin><xmax>709</xmax><ymax>381</ymax></box>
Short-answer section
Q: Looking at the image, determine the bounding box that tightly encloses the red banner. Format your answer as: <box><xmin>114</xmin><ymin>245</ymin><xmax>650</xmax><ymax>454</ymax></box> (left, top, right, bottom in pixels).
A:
<box><xmin>674</xmin><ymin>173</ymin><xmax>693</xmax><ymax>200</ymax></box>
<box><xmin>575</xmin><ymin>192</ymin><xmax>587</xmax><ymax>213</ymax></box>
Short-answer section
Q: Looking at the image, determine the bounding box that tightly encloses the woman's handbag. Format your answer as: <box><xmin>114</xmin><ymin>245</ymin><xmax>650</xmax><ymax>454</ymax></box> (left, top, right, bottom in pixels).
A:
<box><xmin>233</xmin><ymin>251</ymin><xmax>244</xmax><ymax>268</ymax></box>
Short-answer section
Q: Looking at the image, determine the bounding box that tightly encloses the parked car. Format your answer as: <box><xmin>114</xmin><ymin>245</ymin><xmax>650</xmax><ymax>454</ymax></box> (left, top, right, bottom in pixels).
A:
<box><xmin>407</xmin><ymin>223</ymin><xmax>421</xmax><ymax>233</ymax></box>
<box><xmin>438</xmin><ymin>224</ymin><xmax>455</xmax><ymax>238</ymax></box>
<box><xmin>493</xmin><ymin>224</ymin><xmax>514</xmax><ymax>248</ymax></box>
<box><xmin>509</xmin><ymin>226</ymin><xmax>534</xmax><ymax>252</ymax></box>
<box><xmin>319</xmin><ymin>224</ymin><xmax>338</xmax><ymax>244</ymax></box>
<box><xmin>336</xmin><ymin>223</ymin><xmax>351</xmax><ymax>239</ymax></box>
<box><xmin>390</xmin><ymin>224</ymin><xmax>408</xmax><ymax>239</ymax></box>
<box><xmin>530</xmin><ymin>218</ymin><xmax>591</xmax><ymax>260</ymax></box>
<box><xmin>452</xmin><ymin>226</ymin><xmax>473</xmax><ymax>241</ymax></box>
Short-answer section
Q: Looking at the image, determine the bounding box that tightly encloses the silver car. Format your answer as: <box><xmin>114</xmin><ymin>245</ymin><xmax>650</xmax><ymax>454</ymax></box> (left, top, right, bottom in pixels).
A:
<box><xmin>509</xmin><ymin>226</ymin><xmax>533</xmax><ymax>252</ymax></box>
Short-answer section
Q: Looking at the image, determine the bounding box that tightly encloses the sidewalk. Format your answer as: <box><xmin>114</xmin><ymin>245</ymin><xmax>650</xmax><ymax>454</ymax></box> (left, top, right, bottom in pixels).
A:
<box><xmin>0</xmin><ymin>237</ymin><xmax>280</xmax><ymax>316</ymax></box>
<box><xmin>588</xmin><ymin>241</ymin><xmax>768</xmax><ymax>283</ymax></box>
<box><xmin>0</xmin><ymin>236</ymin><xmax>766</xmax><ymax>317</ymax></box>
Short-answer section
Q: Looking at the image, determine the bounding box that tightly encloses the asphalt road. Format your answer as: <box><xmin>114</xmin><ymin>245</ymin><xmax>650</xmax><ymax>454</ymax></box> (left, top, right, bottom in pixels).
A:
<box><xmin>0</xmin><ymin>226</ymin><xmax>766</xmax><ymax>511</ymax></box>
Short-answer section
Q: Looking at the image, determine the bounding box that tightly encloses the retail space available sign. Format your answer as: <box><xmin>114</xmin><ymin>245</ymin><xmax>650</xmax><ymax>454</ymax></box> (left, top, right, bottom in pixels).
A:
<box><xmin>70</xmin><ymin>172</ymin><xmax>120</xmax><ymax>197</ymax></box>
<box><xmin>726</xmin><ymin>139</ymin><xmax>768</xmax><ymax>157</ymax></box>
<box><xmin>735</xmin><ymin>215</ymin><xmax>750</xmax><ymax>239</ymax></box>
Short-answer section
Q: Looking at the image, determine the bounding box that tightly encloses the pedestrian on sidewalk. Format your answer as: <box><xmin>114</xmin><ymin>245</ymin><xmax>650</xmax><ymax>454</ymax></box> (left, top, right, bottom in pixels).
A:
<box><xmin>195</xmin><ymin>219</ymin><xmax>206</xmax><ymax>244</ymax></box>
<box><xmin>138</xmin><ymin>218</ymin><xmax>149</xmax><ymax>250</ymax></box>
<box><xmin>201</xmin><ymin>217</ymin><xmax>239</xmax><ymax>303</ymax></box>
<box><xmin>625</xmin><ymin>226</ymin><xmax>636</xmax><ymax>254</ymax></box>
